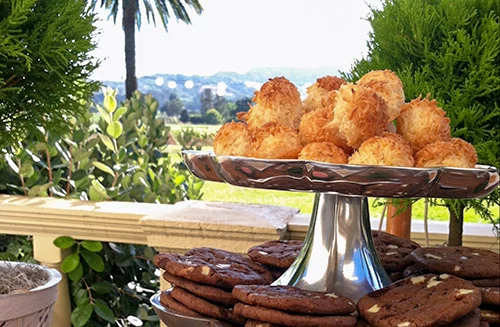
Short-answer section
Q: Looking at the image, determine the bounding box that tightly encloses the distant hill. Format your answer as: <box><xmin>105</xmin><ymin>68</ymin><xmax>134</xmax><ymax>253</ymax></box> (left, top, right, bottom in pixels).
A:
<box><xmin>94</xmin><ymin>66</ymin><xmax>341</xmax><ymax>112</ymax></box>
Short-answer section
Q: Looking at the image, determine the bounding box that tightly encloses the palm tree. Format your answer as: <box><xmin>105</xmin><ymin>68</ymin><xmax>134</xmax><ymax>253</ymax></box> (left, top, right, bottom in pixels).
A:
<box><xmin>90</xmin><ymin>0</ymin><xmax>203</xmax><ymax>98</ymax></box>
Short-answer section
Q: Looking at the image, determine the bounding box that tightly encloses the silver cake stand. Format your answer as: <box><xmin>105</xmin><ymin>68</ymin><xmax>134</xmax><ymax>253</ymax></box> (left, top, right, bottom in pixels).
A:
<box><xmin>152</xmin><ymin>150</ymin><xmax>499</xmax><ymax>326</ymax></box>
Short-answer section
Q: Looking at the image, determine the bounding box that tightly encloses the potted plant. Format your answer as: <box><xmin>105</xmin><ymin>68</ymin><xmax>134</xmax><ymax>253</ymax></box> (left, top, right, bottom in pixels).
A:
<box><xmin>0</xmin><ymin>261</ymin><xmax>62</xmax><ymax>326</ymax></box>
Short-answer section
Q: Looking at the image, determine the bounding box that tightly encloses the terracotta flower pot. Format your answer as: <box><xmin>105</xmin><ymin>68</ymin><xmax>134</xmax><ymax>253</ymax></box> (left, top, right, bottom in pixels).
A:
<box><xmin>385</xmin><ymin>200</ymin><xmax>412</xmax><ymax>239</ymax></box>
<box><xmin>0</xmin><ymin>261</ymin><xmax>62</xmax><ymax>327</ymax></box>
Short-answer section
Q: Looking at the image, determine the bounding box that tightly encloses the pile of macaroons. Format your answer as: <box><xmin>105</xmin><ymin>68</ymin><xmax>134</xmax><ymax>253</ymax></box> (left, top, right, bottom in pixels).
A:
<box><xmin>213</xmin><ymin>70</ymin><xmax>478</xmax><ymax>168</ymax></box>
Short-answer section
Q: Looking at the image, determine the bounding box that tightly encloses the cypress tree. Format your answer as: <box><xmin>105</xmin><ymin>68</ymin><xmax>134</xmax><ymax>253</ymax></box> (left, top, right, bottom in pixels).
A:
<box><xmin>0</xmin><ymin>0</ymin><xmax>100</xmax><ymax>148</ymax></box>
<box><xmin>345</xmin><ymin>0</ymin><xmax>499</xmax><ymax>244</ymax></box>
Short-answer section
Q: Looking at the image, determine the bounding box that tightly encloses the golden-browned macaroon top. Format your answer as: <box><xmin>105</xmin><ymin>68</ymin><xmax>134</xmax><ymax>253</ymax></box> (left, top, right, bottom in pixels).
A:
<box><xmin>213</xmin><ymin>122</ymin><xmax>252</xmax><ymax>157</ymax></box>
<box><xmin>328</xmin><ymin>83</ymin><xmax>389</xmax><ymax>149</ymax></box>
<box><xmin>298</xmin><ymin>107</ymin><xmax>333</xmax><ymax>145</ymax></box>
<box><xmin>414</xmin><ymin>138</ymin><xmax>477</xmax><ymax>168</ymax></box>
<box><xmin>249</xmin><ymin>122</ymin><xmax>302</xmax><ymax>159</ymax></box>
<box><xmin>298</xmin><ymin>142</ymin><xmax>348</xmax><ymax>164</ymax></box>
<box><xmin>241</xmin><ymin>76</ymin><xmax>303</xmax><ymax>131</ymax></box>
<box><xmin>396</xmin><ymin>95</ymin><xmax>451</xmax><ymax>153</ymax></box>
<box><xmin>303</xmin><ymin>76</ymin><xmax>346</xmax><ymax>114</ymax></box>
<box><xmin>356</xmin><ymin>69</ymin><xmax>405</xmax><ymax>123</ymax></box>
<box><xmin>348</xmin><ymin>132</ymin><xmax>414</xmax><ymax>167</ymax></box>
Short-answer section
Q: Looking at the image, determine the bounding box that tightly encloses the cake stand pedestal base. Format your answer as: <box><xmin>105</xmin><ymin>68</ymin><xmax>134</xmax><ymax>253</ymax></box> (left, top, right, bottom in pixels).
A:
<box><xmin>274</xmin><ymin>193</ymin><xmax>391</xmax><ymax>302</ymax></box>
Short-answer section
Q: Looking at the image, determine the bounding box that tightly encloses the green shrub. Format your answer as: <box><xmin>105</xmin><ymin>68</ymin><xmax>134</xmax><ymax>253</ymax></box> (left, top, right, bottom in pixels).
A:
<box><xmin>0</xmin><ymin>0</ymin><xmax>99</xmax><ymax>149</ymax></box>
<box><xmin>203</xmin><ymin>108</ymin><xmax>223</xmax><ymax>125</ymax></box>
<box><xmin>0</xmin><ymin>89</ymin><xmax>204</xmax><ymax>326</ymax></box>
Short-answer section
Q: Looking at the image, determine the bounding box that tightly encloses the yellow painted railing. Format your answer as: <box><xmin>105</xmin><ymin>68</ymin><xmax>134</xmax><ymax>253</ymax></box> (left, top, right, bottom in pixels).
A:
<box><xmin>0</xmin><ymin>194</ymin><xmax>498</xmax><ymax>326</ymax></box>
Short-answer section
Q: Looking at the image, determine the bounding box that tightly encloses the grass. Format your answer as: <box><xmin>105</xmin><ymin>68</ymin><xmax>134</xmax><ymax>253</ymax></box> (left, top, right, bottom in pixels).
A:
<box><xmin>200</xmin><ymin>181</ymin><xmax>497</xmax><ymax>224</ymax></box>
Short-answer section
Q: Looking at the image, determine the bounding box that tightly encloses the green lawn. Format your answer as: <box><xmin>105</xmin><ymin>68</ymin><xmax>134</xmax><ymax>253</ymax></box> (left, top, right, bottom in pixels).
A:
<box><xmin>200</xmin><ymin>181</ymin><xmax>497</xmax><ymax>224</ymax></box>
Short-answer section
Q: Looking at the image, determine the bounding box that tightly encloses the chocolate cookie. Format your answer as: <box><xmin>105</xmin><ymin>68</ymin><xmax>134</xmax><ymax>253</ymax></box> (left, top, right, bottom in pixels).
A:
<box><xmin>371</xmin><ymin>230</ymin><xmax>420</xmax><ymax>272</ymax></box>
<box><xmin>480</xmin><ymin>307</ymin><xmax>500</xmax><ymax>325</ymax></box>
<box><xmin>472</xmin><ymin>278</ymin><xmax>500</xmax><ymax>287</ymax></box>
<box><xmin>357</xmin><ymin>274</ymin><xmax>482</xmax><ymax>327</ymax></box>
<box><xmin>163</xmin><ymin>271</ymin><xmax>237</xmax><ymax>306</ymax></box>
<box><xmin>234</xmin><ymin>303</ymin><xmax>357</xmax><ymax>327</ymax></box>
<box><xmin>245</xmin><ymin>320</ymin><xmax>282</xmax><ymax>327</ymax></box>
<box><xmin>233</xmin><ymin>285</ymin><xmax>356</xmax><ymax>315</ymax></box>
<box><xmin>186</xmin><ymin>247</ymin><xmax>275</xmax><ymax>282</ymax></box>
<box><xmin>159</xmin><ymin>289</ymin><xmax>202</xmax><ymax>318</ymax></box>
<box><xmin>155</xmin><ymin>249</ymin><xmax>273</xmax><ymax>289</ymax></box>
<box><xmin>402</xmin><ymin>263</ymin><xmax>431</xmax><ymax>278</ymax></box>
<box><xmin>481</xmin><ymin>287</ymin><xmax>500</xmax><ymax>306</ymax></box>
<box><xmin>170</xmin><ymin>287</ymin><xmax>246</xmax><ymax>325</ymax></box>
<box><xmin>248</xmin><ymin>240</ymin><xmax>303</xmax><ymax>269</ymax></box>
<box><xmin>410</xmin><ymin>246</ymin><xmax>500</xmax><ymax>279</ymax></box>
<box><xmin>441</xmin><ymin>308</ymin><xmax>481</xmax><ymax>327</ymax></box>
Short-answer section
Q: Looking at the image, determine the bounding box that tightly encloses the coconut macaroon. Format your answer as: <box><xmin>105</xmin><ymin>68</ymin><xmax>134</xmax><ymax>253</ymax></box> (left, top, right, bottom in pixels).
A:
<box><xmin>414</xmin><ymin>138</ymin><xmax>477</xmax><ymax>168</ymax></box>
<box><xmin>213</xmin><ymin>122</ymin><xmax>253</xmax><ymax>157</ymax></box>
<box><xmin>298</xmin><ymin>142</ymin><xmax>348</xmax><ymax>164</ymax></box>
<box><xmin>298</xmin><ymin>107</ymin><xmax>333</xmax><ymax>145</ymax></box>
<box><xmin>356</xmin><ymin>70</ymin><xmax>405</xmax><ymax>123</ymax></box>
<box><xmin>302</xmin><ymin>75</ymin><xmax>346</xmax><ymax>113</ymax></box>
<box><xmin>237</xmin><ymin>76</ymin><xmax>303</xmax><ymax>131</ymax></box>
<box><xmin>327</xmin><ymin>83</ymin><xmax>389</xmax><ymax>149</ymax></box>
<box><xmin>348</xmin><ymin>132</ymin><xmax>414</xmax><ymax>167</ymax></box>
<box><xmin>396</xmin><ymin>95</ymin><xmax>451</xmax><ymax>152</ymax></box>
<box><xmin>249</xmin><ymin>123</ymin><xmax>302</xmax><ymax>159</ymax></box>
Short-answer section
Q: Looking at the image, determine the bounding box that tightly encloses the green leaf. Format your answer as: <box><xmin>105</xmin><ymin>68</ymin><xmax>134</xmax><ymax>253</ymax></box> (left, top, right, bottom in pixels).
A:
<box><xmin>90</xmin><ymin>281</ymin><xmax>113</xmax><ymax>294</ymax></box>
<box><xmin>89</xmin><ymin>185</ymin><xmax>106</xmax><ymax>201</ymax></box>
<box><xmin>174</xmin><ymin>175</ymin><xmax>186</xmax><ymax>186</ymax></box>
<box><xmin>19</xmin><ymin>162</ymin><xmax>34</xmax><ymax>177</ymax></box>
<box><xmin>96</xmin><ymin>104</ymin><xmax>111</xmax><ymax>124</ymax></box>
<box><xmin>114</xmin><ymin>106</ymin><xmax>127</xmax><ymax>121</ymax></box>
<box><xmin>104</xmin><ymin>94</ymin><xmax>117</xmax><ymax>113</ymax></box>
<box><xmin>68</xmin><ymin>262</ymin><xmax>83</xmax><ymax>282</ymax></box>
<box><xmin>144</xmin><ymin>192</ymin><xmax>157</xmax><ymax>203</ymax></box>
<box><xmin>81</xmin><ymin>249</ymin><xmax>105</xmax><ymax>272</ymax></box>
<box><xmin>74</xmin><ymin>289</ymin><xmax>89</xmax><ymax>306</ymax></box>
<box><xmin>92</xmin><ymin>161</ymin><xmax>114</xmax><ymax>176</ymax></box>
<box><xmin>143</xmin><ymin>246</ymin><xmax>156</xmax><ymax>261</ymax></box>
<box><xmin>71</xmin><ymin>302</ymin><xmax>93</xmax><ymax>327</ymax></box>
<box><xmin>53</xmin><ymin>236</ymin><xmax>75</xmax><ymax>249</ymax></box>
<box><xmin>72</xmin><ymin>169</ymin><xmax>87</xmax><ymax>181</ymax></box>
<box><xmin>81</xmin><ymin>240</ymin><xmax>102</xmax><ymax>252</ymax></box>
<box><xmin>94</xmin><ymin>299</ymin><xmax>115</xmax><ymax>323</ymax></box>
<box><xmin>61</xmin><ymin>253</ymin><xmax>80</xmax><ymax>273</ymax></box>
<box><xmin>107</xmin><ymin>121</ymin><xmax>123</xmax><ymax>139</ymax></box>
<box><xmin>35</xmin><ymin>142</ymin><xmax>49</xmax><ymax>152</ymax></box>
<box><xmin>99</xmin><ymin>134</ymin><xmax>115</xmax><ymax>152</ymax></box>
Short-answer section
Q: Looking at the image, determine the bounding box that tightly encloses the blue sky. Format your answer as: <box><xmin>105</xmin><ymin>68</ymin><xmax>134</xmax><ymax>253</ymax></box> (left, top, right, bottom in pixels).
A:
<box><xmin>90</xmin><ymin>0</ymin><xmax>381</xmax><ymax>81</ymax></box>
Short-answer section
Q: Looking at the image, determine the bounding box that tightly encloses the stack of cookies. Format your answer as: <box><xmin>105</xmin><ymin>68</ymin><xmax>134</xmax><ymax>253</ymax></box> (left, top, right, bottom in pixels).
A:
<box><xmin>408</xmin><ymin>246</ymin><xmax>500</xmax><ymax>326</ymax></box>
<box><xmin>371</xmin><ymin>230</ymin><xmax>421</xmax><ymax>281</ymax></box>
<box><xmin>154</xmin><ymin>247</ymin><xmax>275</xmax><ymax>325</ymax></box>
<box><xmin>247</xmin><ymin>240</ymin><xmax>303</xmax><ymax>280</ymax></box>
<box><xmin>232</xmin><ymin>285</ymin><xmax>358</xmax><ymax>327</ymax></box>
<box><xmin>357</xmin><ymin>273</ymin><xmax>483</xmax><ymax>326</ymax></box>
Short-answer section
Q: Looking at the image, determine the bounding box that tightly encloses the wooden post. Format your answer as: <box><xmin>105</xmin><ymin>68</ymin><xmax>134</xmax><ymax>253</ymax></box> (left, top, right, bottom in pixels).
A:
<box><xmin>385</xmin><ymin>199</ymin><xmax>412</xmax><ymax>239</ymax></box>
<box><xmin>32</xmin><ymin>235</ymin><xmax>72</xmax><ymax>327</ymax></box>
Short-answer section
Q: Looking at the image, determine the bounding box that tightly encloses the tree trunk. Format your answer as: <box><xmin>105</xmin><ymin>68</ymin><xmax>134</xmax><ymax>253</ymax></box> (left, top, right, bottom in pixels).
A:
<box><xmin>448</xmin><ymin>205</ymin><xmax>465</xmax><ymax>246</ymax></box>
<box><xmin>123</xmin><ymin>0</ymin><xmax>138</xmax><ymax>99</ymax></box>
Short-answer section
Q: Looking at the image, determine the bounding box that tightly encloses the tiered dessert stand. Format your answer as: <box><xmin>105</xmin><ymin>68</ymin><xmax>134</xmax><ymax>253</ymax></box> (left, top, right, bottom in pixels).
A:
<box><xmin>151</xmin><ymin>150</ymin><xmax>499</xmax><ymax>326</ymax></box>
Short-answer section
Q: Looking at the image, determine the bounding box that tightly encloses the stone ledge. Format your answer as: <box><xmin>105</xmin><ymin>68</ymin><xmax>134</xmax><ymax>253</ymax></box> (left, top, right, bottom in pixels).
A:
<box><xmin>288</xmin><ymin>213</ymin><xmax>499</xmax><ymax>252</ymax></box>
<box><xmin>141</xmin><ymin>200</ymin><xmax>299</xmax><ymax>253</ymax></box>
